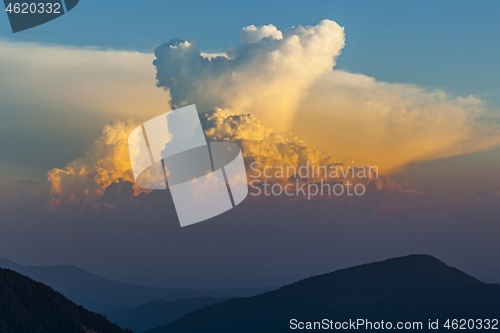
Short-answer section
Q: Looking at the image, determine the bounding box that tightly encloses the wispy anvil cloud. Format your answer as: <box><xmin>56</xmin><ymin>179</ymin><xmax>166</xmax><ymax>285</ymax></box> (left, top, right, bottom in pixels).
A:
<box><xmin>0</xmin><ymin>40</ymin><xmax>170</xmax><ymax>122</ymax></box>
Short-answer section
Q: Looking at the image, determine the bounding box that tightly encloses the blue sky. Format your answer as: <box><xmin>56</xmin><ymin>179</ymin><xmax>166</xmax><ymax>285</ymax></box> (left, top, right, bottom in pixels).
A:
<box><xmin>1</xmin><ymin>0</ymin><xmax>499</xmax><ymax>107</ymax></box>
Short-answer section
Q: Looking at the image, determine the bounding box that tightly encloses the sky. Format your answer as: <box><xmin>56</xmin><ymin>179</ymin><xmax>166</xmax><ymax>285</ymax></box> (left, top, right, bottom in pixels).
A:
<box><xmin>0</xmin><ymin>1</ymin><xmax>499</xmax><ymax>287</ymax></box>
<box><xmin>2</xmin><ymin>0</ymin><xmax>499</xmax><ymax>107</ymax></box>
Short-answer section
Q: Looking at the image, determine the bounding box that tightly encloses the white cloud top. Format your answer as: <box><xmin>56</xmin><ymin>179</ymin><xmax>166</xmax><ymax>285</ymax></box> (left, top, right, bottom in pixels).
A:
<box><xmin>240</xmin><ymin>24</ymin><xmax>283</xmax><ymax>44</ymax></box>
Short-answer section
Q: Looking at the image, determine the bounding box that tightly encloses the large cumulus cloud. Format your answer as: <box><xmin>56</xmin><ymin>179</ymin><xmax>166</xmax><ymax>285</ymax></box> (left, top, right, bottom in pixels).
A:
<box><xmin>43</xmin><ymin>19</ymin><xmax>500</xmax><ymax>205</ymax></box>
<box><xmin>46</xmin><ymin>109</ymin><xmax>399</xmax><ymax>207</ymax></box>
<box><xmin>153</xmin><ymin>20</ymin><xmax>500</xmax><ymax>172</ymax></box>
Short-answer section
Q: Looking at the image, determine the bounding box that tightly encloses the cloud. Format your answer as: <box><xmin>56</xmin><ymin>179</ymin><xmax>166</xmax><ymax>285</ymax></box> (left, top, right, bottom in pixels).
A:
<box><xmin>154</xmin><ymin>19</ymin><xmax>345</xmax><ymax>131</ymax></box>
<box><xmin>200</xmin><ymin>52</ymin><xmax>229</xmax><ymax>60</ymax></box>
<box><xmin>203</xmin><ymin>109</ymin><xmax>403</xmax><ymax>196</ymax></box>
<box><xmin>202</xmin><ymin>108</ymin><xmax>339</xmax><ymax>175</ymax></box>
<box><xmin>153</xmin><ymin>20</ymin><xmax>500</xmax><ymax>172</ymax></box>
<box><xmin>240</xmin><ymin>24</ymin><xmax>283</xmax><ymax>44</ymax></box>
<box><xmin>46</xmin><ymin>109</ymin><xmax>400</xmax><ymax>206</ymax></box>
<box><xmin>293</xmin><ymin>71</ymin><xmax>500</xmax><ymax>171</ymax></box>
<box><xmin>35</xmin><ymin>19</ymin><xmax>500</xmax><ymax>203</ymax></box>
<box><xmin>0</xmin><ymin>40</ymin><xmax>170</xmax><ymax>123</ymax></box>
<box><xmin>0</xmin><ymin>40</ymin><xmax>171</xmax><ymax>175</ymax></box>
<box><xmin>46</xmin><ymin>120</ymin><xmax>142</xmax><ymax>206</ymax></box>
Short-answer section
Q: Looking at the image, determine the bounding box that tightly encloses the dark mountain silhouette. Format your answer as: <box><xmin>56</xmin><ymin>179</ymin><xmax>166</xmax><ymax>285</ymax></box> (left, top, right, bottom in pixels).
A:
<box><xmin>105</xmin><ymin>297</ymin><xmax>235</xmax><ymax>333</ymax></box>
<box><xmin>0</xmin><ymin>257</ymin><xmax>273</xmax><ymax>313</ymax></box>
<box><xmin>0</xmin><ymin>268</ymin><xmax>130</xmax><ymax>333</ymax></box>
<box><xmin>146</xmin><ymin>255</ymin><xmax>500</xmax><ymax>333</ymax></box>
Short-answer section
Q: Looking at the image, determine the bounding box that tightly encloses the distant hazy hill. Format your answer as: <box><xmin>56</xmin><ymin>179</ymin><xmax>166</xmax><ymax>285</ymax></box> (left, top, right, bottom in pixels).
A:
<box><xmin>0</xmin><ymin>257</ymin><xmax>272</xmax><ymax>312</ymax></box>
<box><xmin>0</xmin><ymin>268</ymin><xmax>131</xmax><ymax>333</ymax></box>
<box><xmin>147</xmin><ymin>255</ymin><xmax>500</xmax><ymax>333</ymax></box>
<box><xmin>105</xmin><ymin>297</ymin><xmax>235</xmax><ymax>333</ymax></box>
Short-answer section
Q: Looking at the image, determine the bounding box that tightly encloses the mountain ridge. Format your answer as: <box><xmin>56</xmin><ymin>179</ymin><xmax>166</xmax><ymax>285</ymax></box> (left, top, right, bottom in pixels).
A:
<box><xmin>0</xmin><ymin>268</ymin><xmax>131</xmax><ymax>333</ymax></box>
<box><xmin>146</xmin><ymin>254</ymin><xmax>500</xmax><ymax>333</ymax></box>
<box><xmin>104</xmin><ymin>296</ymin><xmax>235</xmax><ymax>333</ymax></box>
<box><xmin>0</xmin><ymin>257</ymin><xmax>274</xmax><ymax>312</ymax></box>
